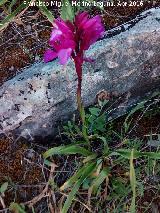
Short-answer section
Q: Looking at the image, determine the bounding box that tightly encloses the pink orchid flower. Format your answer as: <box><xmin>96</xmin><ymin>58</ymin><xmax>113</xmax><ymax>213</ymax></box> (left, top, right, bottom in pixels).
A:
<box><xmin>44</xmin><ymin>11</ymin><xmax>105</xmax><ymax>112</ymax></box>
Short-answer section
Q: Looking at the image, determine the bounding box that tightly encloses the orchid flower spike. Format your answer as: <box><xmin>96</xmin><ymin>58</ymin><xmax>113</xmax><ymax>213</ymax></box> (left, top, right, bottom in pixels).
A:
<box><xmin>44</xmin><ymin>11</ymin><xmax>105</xmax><ymax>113</ymax></box>
<box><xmin>44</xmin><ymin>11</ymin><xmax>105</xmax><ymax>66</ymax></box>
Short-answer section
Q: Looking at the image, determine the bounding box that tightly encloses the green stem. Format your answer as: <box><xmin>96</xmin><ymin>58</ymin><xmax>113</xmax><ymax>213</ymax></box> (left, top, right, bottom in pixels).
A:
<box><xmin>77</xmin><ymin>79</ymin><xmax>82</xmax><ymax>116</ymax></box>
<box><xmin>76</xmin><ymin>70</ymin><xmax>89</xmax><ymax>145</ymax></box>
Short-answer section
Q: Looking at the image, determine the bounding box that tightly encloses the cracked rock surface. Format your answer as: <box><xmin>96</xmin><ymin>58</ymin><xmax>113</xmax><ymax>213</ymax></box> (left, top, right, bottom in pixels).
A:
<box><xmin>0</xmin><ymin>8</ymin><xmax>160</xmax><ymax>139</ymax></box>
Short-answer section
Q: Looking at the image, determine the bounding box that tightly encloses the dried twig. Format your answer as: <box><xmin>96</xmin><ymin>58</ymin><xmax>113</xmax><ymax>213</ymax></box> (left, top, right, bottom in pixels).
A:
<box><xmin>23</xmin><ymin>162</ymin><xmax>57</xmax><ymax>208</ymax></box>
<box><xmin>0</xmin><ymin>195</ymin><xmax>6</xmax><ymax>209</ymax></box>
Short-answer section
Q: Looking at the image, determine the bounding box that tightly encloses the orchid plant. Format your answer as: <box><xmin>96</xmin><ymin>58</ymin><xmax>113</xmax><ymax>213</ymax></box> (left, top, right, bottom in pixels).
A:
<box><xmin>44</xmin><ymin>11</ymin><xmax>105</xmax><ymax>124</ymax></box>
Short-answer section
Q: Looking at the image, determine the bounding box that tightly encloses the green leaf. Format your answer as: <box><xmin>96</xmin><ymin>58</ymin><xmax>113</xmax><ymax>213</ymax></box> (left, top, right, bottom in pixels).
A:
<box><xmin>95</xmin><ymin>136</ymin><xmax>109</xmax><ymax>154</ymax></box>
<box><xmin>83</xmin><ymin>154</ymin><xmax>97</xmax><ymax>163</ymax></box>
<box><xmin>0</xmin><ymin>0</ymin><xmax>8</xmax><ymax>6</ymax></box>
<box><xmin>0</xmin><ymin>182</ymin><xmax>8</xmax><ymax>194</ymax></box>
<box><xmin>111</xmin><ymin>149</ymin><xmax>160</xmax><ymax>160</ymax></box>
<box><xmin>91</xmin><ymin>168</ymin><xmax>110</xmax><ymax>195</ymax></box>
<box><xmin>60</xmin><ymin>162</ymin><xmax>93</xmax><ymax>191</ymax></box>
<box><xmin>129</xmin><ymin>149</ymin><xmax>136</xmax><ymax>213</ymax></box>
<box><xmin>43</xmin><ymin>145</ymin><xmax>92</xmax><ymax>158</ymax></box>
<box><xmin>141</xmin><ymin>151</ymin><xmax>160</xmax><ymax>159</ymax></box>
<box><xmin>44</xmin><ymin>159</ymin><xmax>52</xmax><ymax>167</ymax></box>
<box><xmin>61</xmin><ymin>0</ymin><xmax>74</xmax><ymax>21</ymax></box>
<box><xmin>93</xmin><ymin>114</ymin><xmax>106</xmax><ymax>133</ymax></box>
<box><xmin>137</xmin><ymin>181</ymin><xmax>144</xmax><ymax>197</ymax></box>
<box><xmin>31</xmin><ymin>207</ymin><xmax>35</xmax><ymax>213</ymax></box>
<box><xmin>38</xmin><ymin>3</ymin><xmax>54</xmax><ymax>23</ymax></box>
<box><xmin>62</xmin><ymin>162</ymin><xmax>96</xmax><ymax>213</ymax></box>
<box><xmin>9</xmin><ymin>202</ymin><xmax>26</xmax><ymax>213</ymax></box>
<box><xmin>0</xmin><ymin>0</ymin><xmax>55</xmax><ymax>31</ymax></box>
<box><xmin>110</xmin><ymin>149</ymin><xmax>141</xmax><ymax>159</ymax></box>
<box><xmin>89</xmin><ymin>107</ymin><xmax>101</xmax><ymax>116</ymax></box>
<box><xmin>82</xmin><ymin>178</ymin><xmax>91</xmax><ymax>189</ymax></box>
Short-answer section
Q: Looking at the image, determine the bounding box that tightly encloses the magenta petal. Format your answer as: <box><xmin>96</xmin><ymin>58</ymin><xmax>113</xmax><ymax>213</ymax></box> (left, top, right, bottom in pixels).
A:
<box><xmin>44</xmin><ymin>12</ymin><xmax>105</xmax><ymax>66</ymax></box>
<box><xmin>75</xmin><ymin>12</ymin><xmax>88</xmax><ymax>26</ymax></box>
<box><xmin>44</xmin><ymin>49</ymin><xmax>57</xmax><ymax>62</ymax></box>
<box><xmin>55</xmin><ymin>19</ymin><xmax>72</xmax><ymax>35</ymax></box>
<box><xmin>58</xmin><ymin>48</ymin><xmax>72</xmax><ymax>65</ymax></box>
<box><xmin>83</xmin><ymin>15</ymin><xmax>101</xmax><ymax>29</ymax></box>
<box><xmin>54</xmin><ymin>19</ymin><xmax>75</xmax><ymax>41</ymax></box>
<box><xmin>60</xmin><ymin>39</ymin><xmax>76</xmax><ymax>49</ymax></box>
<box><xmin>50</xmin><ymin>29</ymin><xmax>62</xmax><ymax>42</ymax></box>
<box><xmin>65</xmin><ymin>20</ymin><xmax>75</xmax><ymax>32</ymax></box>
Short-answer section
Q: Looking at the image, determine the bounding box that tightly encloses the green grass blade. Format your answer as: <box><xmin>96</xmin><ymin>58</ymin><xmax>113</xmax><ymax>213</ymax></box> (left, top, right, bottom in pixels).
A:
<box><xmin>43</xmin><ymin>145</ymin><xmax>92</xmax><ymax>158</ymax></box>
<box><xmin>0</xmin><ymin>0</ymin><xmax>31</xmax><ymax>31</ymax></box>
<box><xmin>141</xmin><ymin>151</ymin><xmax>160</xmax><ymax>159</ymax></box>
<box><xmin>91</xmin><ymin>167</ymin><xmax>110</xmax><ymax>195</ymax></box>
<box><xmin>0</xmin><ymin>182</ymin><xmax>8</xmax><ymax>194</ymax></box>
<box><xmin>62</xmin><ymin>162</ymin><xmax>96</xmax><ymax>213</ymax></box>
<box><xmin>62</xmin><ymin>180</ymin><xmax>81</xmax><ymax>213</ymax></box>
<box><xmin>129</xmin><ymin>149</ymin><xmax>136</xmax><ymax>213</ymax></box>
<box><xmin>110</xmin><ymin>149</ymin><xmax>141</xmax><ymax>159</ymax></box>
<box><xmin>111</xmin><ymin>149</ymin><xmax>160</xmax><ymax>160</ymax></box>
<box><xmin>0</xmin><ymin>0</ymin><xmax>8</xmax><ymax>6</ymax></box>
<box><xmin>38</xmin><ymin>4</ymin><xmax>54</xmax><ymax>23</ymax></box>
<box><xmin>9</xmin><ymin>202</ymin><xmax>26</xmax><ymax>213</ymax></box>
<box><xmin>83</xmin><ymin>153</ymin><xmax>97</xmax><ymax>163</ymax></box>
<box><xmin>60</xmin><ymin>165</ymin><xmax>86</xmax><ymax>191</ymax></box>
<box><xmin>8</xmin><ymin>0</ymin><xmax>17</xmax><ymax>12</ymax></box>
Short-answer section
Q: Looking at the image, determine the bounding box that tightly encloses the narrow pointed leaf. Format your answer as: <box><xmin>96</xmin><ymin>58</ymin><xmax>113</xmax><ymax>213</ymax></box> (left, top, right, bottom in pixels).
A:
<box><xmin>129</xmin><ymin>149</ymin><xmax>136</xmax><ymax>213</ymax></box>
<box><xmin>43</xmin><ymin>145</ymin><xmax>92</xmax><ymax>158</ymax></box>
<box><xmin>8</xmin><ymin>0</ymin><xmax>17</xmax><ymax>12</ymax></box>
<box><xmin>83</xmin><ymin>154</ymin><xmax>97</xmax><ymax>163</ymax></box>
<box><xmin>0</xmin><ymin>0</ymin><xmax>8</xmax><ymax>6</ymax></box>
<box><xmin>110</xmin><ymin>149</ymin><xmax>141</xmax><ymax>159</ymax></box>
<box><xmin>91</xmin><ymin>168</ymin><xmax>110</xmax><ymax>195</ymax></box>
<box><xmin>141</xmin><ymin>151</ymin><xmax>160</xmax><ymax>159</ymax></box>
<box><xmin>0</xmin><ymin>182</ymin><xmax>8</xmax><ymax>194</ymax></box>
<box><xmin>111</xmin><ymin>149</ymin><xmax>160</xmax><ymax>160</ymax></box>
<box><xmin>62</xmin><ymin>162</ymin><xmax>96</xmax><ymax>213</ymax></box>
<box><xmin>60</xmin><ymin>161</ymin><xmax>95</xmax><ymax>191</ymax></box>
<box><xmin>38</xmin><ymin>4</ymin><xmax>54</xmax><ymax>23</ymax></box>
<box><xmin>0</xmin><ymin>0</ymin><xmax>30</xmax><ymax>31</ymax></box>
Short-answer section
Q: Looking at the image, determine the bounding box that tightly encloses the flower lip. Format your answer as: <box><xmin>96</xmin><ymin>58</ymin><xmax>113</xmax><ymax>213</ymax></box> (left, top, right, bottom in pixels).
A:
<box><xmin>58</xmin><ymin>48</ymin><xmax>72</xmax><ymax>65</ymax></box>
<box><xmin>44</xmin><ymin>49</ymin><xmax>57</xmax><ymax>63</ymax></box>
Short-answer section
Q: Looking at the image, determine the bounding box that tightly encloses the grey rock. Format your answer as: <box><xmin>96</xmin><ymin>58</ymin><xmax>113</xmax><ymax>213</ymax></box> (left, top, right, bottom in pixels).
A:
<box><xmin>0</xmin><ymin>8</ymin><xmax>160</xmax><ymax>139</ymax></box>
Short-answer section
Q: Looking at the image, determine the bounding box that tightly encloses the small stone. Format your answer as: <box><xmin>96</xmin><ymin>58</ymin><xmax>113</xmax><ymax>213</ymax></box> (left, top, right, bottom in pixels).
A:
<box><xmin>26</xmin><ymin>25</ymin><xmax>32</xmax><ymax>31</ymax></box>
<box><xmin>25</xmin><ymin>149</ymin><xmax>35</xmax><ymax>159</ymax></box>
<box><xmin>9</xmin><ymin>66</ymin><xmax>14</xmax><ymax>71</ymax></box>
<box><xmin>35</xmin><ymin>55</ymin><xmax>40</xmax><ymax>61</ymax></box>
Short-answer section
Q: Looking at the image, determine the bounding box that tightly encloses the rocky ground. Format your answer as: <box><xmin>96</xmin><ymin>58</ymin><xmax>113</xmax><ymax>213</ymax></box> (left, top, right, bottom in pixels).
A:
<box><xmin>0</xmin><ymin>1</ymin><xmax>159</xmax><ymax>85</ymax></box>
